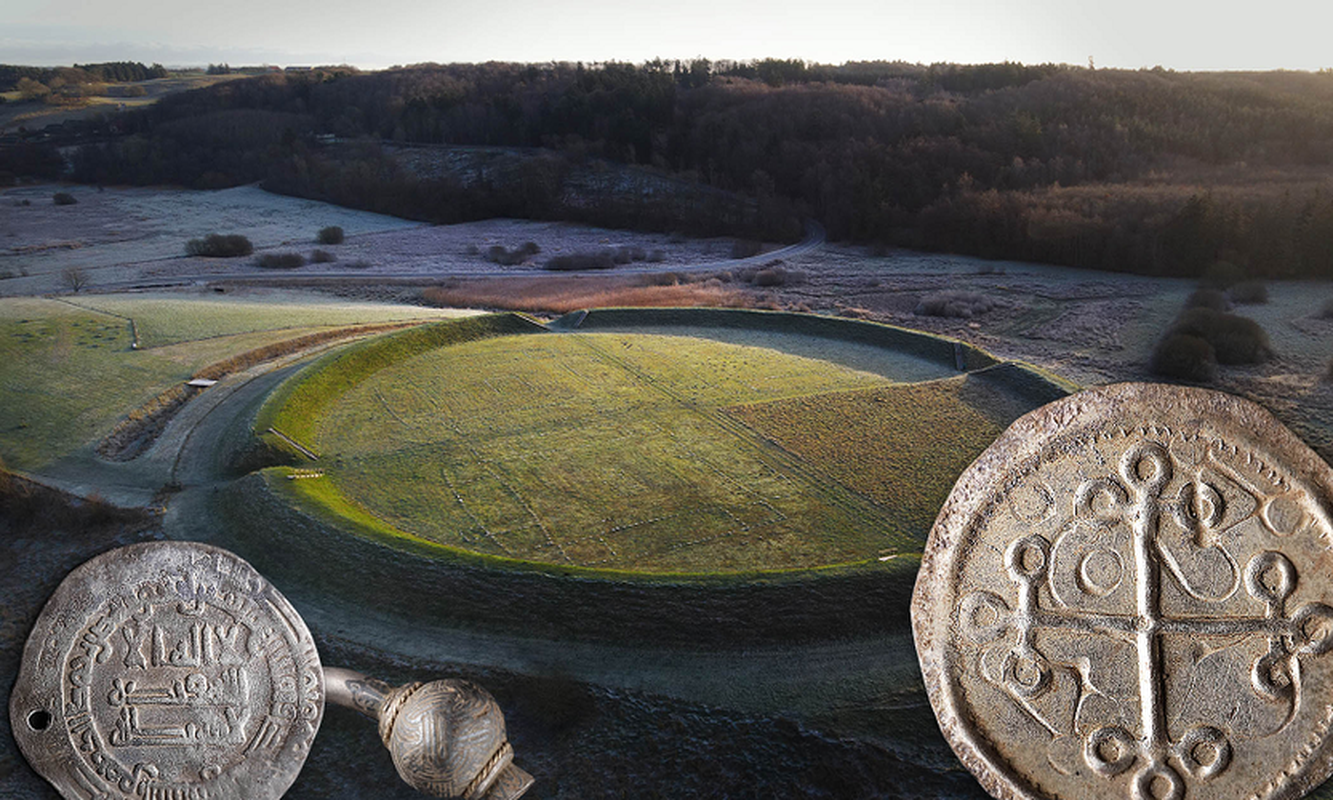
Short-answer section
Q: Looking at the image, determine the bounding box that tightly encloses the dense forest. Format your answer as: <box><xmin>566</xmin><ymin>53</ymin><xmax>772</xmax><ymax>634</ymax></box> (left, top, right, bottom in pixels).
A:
<box><xmin>0</xmin><ymin>61</ymin><xmax>168</xmax><ymax>91</ymax></box>
<box><xmin>12</xmin><ymin>59</ymin><xmax>1333</xmax><ymax>277</ymax></box>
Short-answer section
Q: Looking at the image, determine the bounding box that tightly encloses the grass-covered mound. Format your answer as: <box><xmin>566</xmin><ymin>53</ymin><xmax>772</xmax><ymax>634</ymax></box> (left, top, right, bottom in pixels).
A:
<box><xmin>257</xmin><ymin>310</ymin><xmax>1068</xmax><ymax>576</ymax></box>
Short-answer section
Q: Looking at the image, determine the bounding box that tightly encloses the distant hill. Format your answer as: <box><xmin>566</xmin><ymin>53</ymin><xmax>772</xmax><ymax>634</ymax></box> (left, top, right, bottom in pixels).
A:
<box><xmin>9</xmin><ymin>59</ymin><xmax>1333</xmax><ymax>278</ymax></box>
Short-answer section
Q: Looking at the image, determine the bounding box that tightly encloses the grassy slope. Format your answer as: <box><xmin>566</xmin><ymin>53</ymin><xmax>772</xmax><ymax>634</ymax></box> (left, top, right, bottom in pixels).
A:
<box><xmin>281</xmin><ymin>322</ymin><xmax>993</xmax><ymax>573</ymax></box>
<box><xmin>0</xmin><ymin>295</ymin><xmax>470</xmax><ymax>471</ymax></box>
<box><xmin>61</xmin><ymin>294</ymin><xmax>458</xmax><ymax>347</ymax></box>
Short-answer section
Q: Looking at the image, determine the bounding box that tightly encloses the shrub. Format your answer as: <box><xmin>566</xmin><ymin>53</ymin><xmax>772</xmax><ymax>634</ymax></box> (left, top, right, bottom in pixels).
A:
<box><xmin>545</xmin><ymin>251</ymin><xmax>615</xmax><ymax>271</ymax></box>
<box><xmin>53</xmin><ymin>192</ymin><xmax>77</xmax><ymax>205</ymax></box>
<box><xmin>641</xmin><ymin>272</ymin><xmax>682</xmax><ymax>286</ymax></box>
<box><xmin>310</xmin><ymin>249</ymin><xmax>336</xmax><ymax>263</ymax></box>
<box><xmin>484</xmin><ymin>241</ymin><xmax>541</xmax><ymax>266</ymax></box>
<box><xmin>187</xmin><ymin>234</ymin><xmax>253</xmax><ymax>258</ymax></box>
<box><xmin>730</xmin><ymin>239</ymin><xmax>762</xmax><ymax>259</ymax></box>
<box><xmin>317</xmin><ymin>226</ymin><xmax>344</xmax><ymax>244</ymax></box>
<box><xmin>647</xmin><ymin>249</ymin><xmax>665</xmax><ymax>263</ymax></box>
<box><xmin>256</xmin><ymin>252</ymin><xmax>305</xmax><ymax>269</ymax></box>
<box><xmin>915</xmin><ymin>290</ymin><xmax>997</xmax><ymax>318</ymax></box>
<box><xmin>753</xmin><ymin>267</ymin><xmax>787</xmax><ymax>287</ymax></box>
<box><xmin>1229</xmin><ymin>280</ymin><xmax>1268</xmax><ymax>305</ymax></box>
<box><xmin>1185</xmin><ymin>287</ymin><xmax>1230</xmax><ymax>312</ymax></box>
<box><xmin>1151</xmin><ymin>334</ymin><xmax>1218</xmax><ymax>382</ymax></box>
<box><xmin>1321</xmin><ymin>298</ymin><xmax>1333</xmax><ymax>319</ymax></box>
<box><xmin>1169</xmin><ymin>307</ymin><xmax>1272</xmax><ymax>364</ymax></box>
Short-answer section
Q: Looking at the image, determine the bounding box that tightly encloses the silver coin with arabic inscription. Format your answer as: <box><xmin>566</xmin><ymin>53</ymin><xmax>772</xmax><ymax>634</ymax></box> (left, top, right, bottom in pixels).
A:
<box><xmin>913</xmin><ymin>383</ymin><xmax>1333</xmax><ymax>800</ymax></box>
<box><xmin>10</xmin><ymin>540</ymin><xmax>323</xmax><ymax>800</ymax></box>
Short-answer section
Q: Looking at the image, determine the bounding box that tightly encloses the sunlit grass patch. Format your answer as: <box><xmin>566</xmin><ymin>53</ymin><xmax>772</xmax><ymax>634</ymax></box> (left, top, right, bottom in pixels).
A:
<box><xmin>290</xmin><ymin>328</ymin><xmax>929</xmax><ymax>572</ymax></box>
<box><xmin>725</xmin><ymin>371</ymin><xmax>1053</xmax><ymax>539</ymax></box>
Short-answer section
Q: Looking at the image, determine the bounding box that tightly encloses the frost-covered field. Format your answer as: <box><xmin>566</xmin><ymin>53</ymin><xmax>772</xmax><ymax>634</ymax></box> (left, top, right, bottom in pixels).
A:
<box><xmin>0</xmin><ymin>184</ymin><xmax>740</xmax><ymax>295</ymax></box>
<box><xmin>0</xmin><ymin>184</ymin><xmax>423</xmax><ymax>293</ymax></box>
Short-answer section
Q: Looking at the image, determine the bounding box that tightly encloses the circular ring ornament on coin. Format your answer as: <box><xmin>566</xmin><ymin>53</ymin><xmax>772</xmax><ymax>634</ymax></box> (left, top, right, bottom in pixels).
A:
<box><xmin>9</xmin><ymin>540</ymin><xmax>533</xmax><ymax>800</ymax></box>
<box><xmin>912</xmin><ymin>383</ymin><xmax>1333</xmax><ymax>800</ymax></box>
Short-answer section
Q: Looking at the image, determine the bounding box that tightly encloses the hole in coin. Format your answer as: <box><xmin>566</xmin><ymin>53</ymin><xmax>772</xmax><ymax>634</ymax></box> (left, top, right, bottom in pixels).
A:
<box><xmin>27</xmin><ymin>709</ymin><xmax>51</xmax><ymax>731</ymax></box>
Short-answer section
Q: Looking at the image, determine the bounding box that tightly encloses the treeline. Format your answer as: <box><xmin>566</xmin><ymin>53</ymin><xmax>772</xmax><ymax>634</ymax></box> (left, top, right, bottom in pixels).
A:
<box><xmin>41</xmin><ymin>60</ymin><xmax>1333</xmax><ymax>277</ymax></box>
<box><xmin>0</xmin><ymin>61</ymin><xmax>166</xmax><ymax>91</ymax></box>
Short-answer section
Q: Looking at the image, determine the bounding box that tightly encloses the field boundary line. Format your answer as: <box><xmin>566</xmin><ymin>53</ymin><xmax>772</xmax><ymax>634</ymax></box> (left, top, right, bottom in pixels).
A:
<box><xmin>267</xmin><ymin>427</ymin><xmax>319</xmax><ymax>460</ymax></box>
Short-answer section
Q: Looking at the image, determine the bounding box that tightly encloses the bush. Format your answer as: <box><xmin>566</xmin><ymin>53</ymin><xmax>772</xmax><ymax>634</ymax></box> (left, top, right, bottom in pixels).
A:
<box><xmin>484</xmin><ymin>241</ymin><xmax>541</xmax><ymax>266</ymax></box>
<box><xmin>1169</xmin><ymin>307</ymin><xmax>1272</xmax><ymax>364</ymax></box>
<box><xmin>317</xmin><ymin>226</ymin><xmax>345</xmax><ymax>245</ymax></box>
<box><xmin>544</xmin><ymin>251</ymin><xmax>615</xmax><ymax>271</ymax></box>
<box><xmin>187</xmin><ymin>234</ymin><xmax>253</xmax><ymax>258</ymax></box>
<box><xmin>256</xmin><ymin>252</ymin><xmax>305</xmax><ymax>269</ymax></box>
<box><xmin>753</xmin><ymin>267</ymin><xmax>787</xmax><ymax>287</ymax></box>
<box><xmin>1321</xmin><ymin>298</ymin><xmax>1333</xmax><ymax>319</ymax></box>
<box><xmin>1151</xmin><ymin>334</ymin><xmax>1217</xmax><ymax>382</ymax></box>
<box><xmin>1185</xmin><ymin>287</ymin><xmax>1230</xmax><ymax>312</ymax></box>
<box><xmin>915</xmin><ymin>290</ymin><xmax>998</xmax><ymax>318</ymax></box>
<box><xmin>1229</xmin><ymin>280</ymin><xmax>1268</xmax><ymax>305</ymax></box>
<box><xmin>647</xmin><ymin>249</ymin><xmax>665</xmax><ymax>263</ymax></box>
<box><xmin>310</xmin><ymin>249</ymin><xmax>336</xmax><ymax>263</ymax></box>
<box><xmin>52</xmin><ymin>192</ymin><xmax>77</xmax><ymax>205</ymax></box>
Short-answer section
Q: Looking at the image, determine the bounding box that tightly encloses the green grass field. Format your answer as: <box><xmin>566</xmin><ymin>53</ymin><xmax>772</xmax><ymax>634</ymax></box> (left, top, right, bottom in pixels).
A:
<box><xmin>727</xmin><ymin>371</ymin><xmax>1049</xmax><ymax>538</ymax></box>
<box><xmin>0</xmin><ymin>295</ymin><xmax>471</xmax><ymax>471</ymax></box>
<box><xmin>60</xmin><ymin>293</ymin><xmax>459</xmax><ymax>347</ymax></box>
<box><xmin>269</xmin><ymin>316</ymin><xmax>1059</xmax><ymax>574</ymax></box>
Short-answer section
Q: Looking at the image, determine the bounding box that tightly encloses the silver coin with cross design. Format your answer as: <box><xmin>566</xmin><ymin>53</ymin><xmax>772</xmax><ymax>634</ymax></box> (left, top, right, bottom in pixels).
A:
<box><xmin>913</xmin><ymin>383</ymin><xmax>1333</xmax><ymax>800</ymax></box>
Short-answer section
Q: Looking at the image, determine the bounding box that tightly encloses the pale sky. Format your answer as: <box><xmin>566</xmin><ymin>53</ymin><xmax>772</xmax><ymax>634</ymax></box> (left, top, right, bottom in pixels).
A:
<box><xmin>3</xmin><ymin>0</ymin><xmax>1331</xmax><ymax>71</ymax></box>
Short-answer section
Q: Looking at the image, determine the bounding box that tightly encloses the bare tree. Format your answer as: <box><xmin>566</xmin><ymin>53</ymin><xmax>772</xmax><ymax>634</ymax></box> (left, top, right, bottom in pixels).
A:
<box><xmin>61</xmin><ymin>267</ymin><xmax>89</xmax><ymax>293</ymax></box>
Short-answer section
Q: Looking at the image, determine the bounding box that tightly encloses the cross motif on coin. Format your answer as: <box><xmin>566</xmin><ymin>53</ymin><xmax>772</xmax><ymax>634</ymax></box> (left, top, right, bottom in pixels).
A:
<box><xmin>961</xmin><ymin>438</ymin><xmax>1333</xmax><ymax>800</ymax></box>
